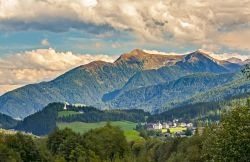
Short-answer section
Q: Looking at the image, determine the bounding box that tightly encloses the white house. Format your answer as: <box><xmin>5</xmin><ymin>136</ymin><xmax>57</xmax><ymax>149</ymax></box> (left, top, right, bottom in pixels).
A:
<box><xmin>153</xmin><ymin>122</ymin><xmax>162</xmax><ymax>130</ymax></box>
<box><xmin>187</xmin><ymin>123</ymin><xmax>193</xmax><ymax>128</ymax></box>
<box><xmin>162</xmin><ymin>123</ymin><xmax>170</xmax><ymax>129</ymax></box>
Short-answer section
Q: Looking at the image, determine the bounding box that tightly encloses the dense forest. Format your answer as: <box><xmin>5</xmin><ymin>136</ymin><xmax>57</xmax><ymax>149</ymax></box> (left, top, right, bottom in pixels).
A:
<box><xmin>1</xmin><ymin>101</ymin><xmax>250</xmax><ymax>162</ymax></box>
<box><xmin>58</xmin><ymin>109</ymin><xmax>149</xmax><ymax>123</ymax></box>
<box><xmin>15</xmin><ymin>103</ymin><xmax>149</xmax><ymax>135</ymax></box>
<box><xmin>0</xmin><ymin>113</ymin><xmax>18</xmax><ymax>129</ymax></box>
<box><xmin>148</xmin><ymin>94</ymin><xmax>250</xmax><ymax>123</ymax></box>
<box><xmin>12</xmin><ymin>93</ymin><xmax>250</xmax><ymax>136</ymax></box>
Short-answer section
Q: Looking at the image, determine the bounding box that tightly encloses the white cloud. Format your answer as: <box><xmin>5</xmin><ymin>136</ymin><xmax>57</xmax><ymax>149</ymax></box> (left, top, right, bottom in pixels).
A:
<box><xmin>0</xmin><ymin>0</ymin><xmax>250</xmax><ymax>51</ymax></box>
<box><xmin>208</xmin><ymin>52</ymin><xmax>249</xmax><ymax>61</ymax></box>
<box><xmin>144</xmin><ymin>49</ymin><xmax>250</xmax><ymax>61</ymax></box>
<box><xmin>143</xmin><ymin>49</ymin><xmax>186</xmax><ymax>56</ymax></box>
<box><xmin>0</xmin><ymin>48</ymin><xmax>116</xmax><ymax>94</ymax></box>
<box><xmin>218</xmin><ymin>29</ymin><xmax>250</xmax><ymax>51</ymax></box>
<box><xmin>41</xmin><ymin>38</ymin><xmax>50</xmax><ymax>46</ymax></box>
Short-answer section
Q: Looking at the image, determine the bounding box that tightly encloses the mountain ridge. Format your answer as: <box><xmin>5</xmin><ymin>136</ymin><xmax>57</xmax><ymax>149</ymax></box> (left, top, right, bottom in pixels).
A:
<box><xmin>0</xmin><ymin>49</ymin><xmax>247</xmax><ymax>119</ymax></box>
<box><xmin>115</xmin><ymin>49</ymin><xmax>185</xmax><ymax>70</ymax></box>
<box><xmin>104</xmin><ymin>72</ymin><xmax>242</xmax><ymax>112</ymax></box>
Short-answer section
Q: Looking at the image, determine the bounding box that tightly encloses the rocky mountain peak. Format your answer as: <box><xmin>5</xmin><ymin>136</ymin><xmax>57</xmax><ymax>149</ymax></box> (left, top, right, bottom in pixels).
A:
<box><xmin>115</xmin><ymin>49</ymin><xmax>148</xmax><ymax>62</ymax></box>
<box><xmin>226</xmin><ymin>57</ymin><xmax>243</xmax><ymax>64</ymax></box>
<box><xmin>183</xmin><ymin>50</ymin><xmax>214</xmax><ymax>63</ymax></box>
<box><xmin>115</xmin><ymin>49</ymin><xmax>184</xmax><ymax>69</ymax></box>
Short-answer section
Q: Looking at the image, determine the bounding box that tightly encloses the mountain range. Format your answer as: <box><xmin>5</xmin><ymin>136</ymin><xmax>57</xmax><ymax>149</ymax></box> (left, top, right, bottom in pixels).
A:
<box><xmin>0</xmin><ymin>49</ymin><xmax>249</xmax><ymax>119</ymax></box>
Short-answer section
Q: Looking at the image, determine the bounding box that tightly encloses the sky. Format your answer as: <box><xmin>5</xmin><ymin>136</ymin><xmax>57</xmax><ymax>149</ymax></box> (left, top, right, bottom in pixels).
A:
<box><xmin>0</xmin><ymin>0</ymin><xmax>250</xmax><ymax>94</ymax></box>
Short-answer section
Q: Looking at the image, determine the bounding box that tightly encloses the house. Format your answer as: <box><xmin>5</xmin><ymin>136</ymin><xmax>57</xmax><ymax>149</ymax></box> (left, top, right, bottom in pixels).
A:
<box><xmin>179</xmin><ymin>122</ymin><xmax>187</xmax><ymax>127</ymax></box>
<box><xmin>162</xmin><ymin>122</ymin><xmax>170</xmax><ymax>129</ymax></box>
<box><xmin>172</xmin><ymin>122</ymin><xmax>177</xmax><ymax>128</ymax></box>
<box><xmin>146</xmin><ymin>123</ymin><xmax>155</xmax><ymax>130</ymax></box>
<box><xmin>153</xmin><ymin>122</ymin><xmax>162</xmax><ymax>130</ymax></box>
<box><xmin>167</xmin><ymin>122</ymin><xmax>173</xmax><ymax>127</ymax></box>
<box><xmin>187</xmin><ymin>123</ymin><xmax>193</xmax><ymax>128</ymax></box>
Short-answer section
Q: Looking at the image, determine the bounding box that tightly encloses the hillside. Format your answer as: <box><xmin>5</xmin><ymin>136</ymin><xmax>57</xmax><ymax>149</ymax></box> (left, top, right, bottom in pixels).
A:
<box><xmin>57</xmin><ymin>121</ymin><xmax>143</xmax><ymax>142</ymax></box>
<box><xmin>15</xmin><ymin>102</ymin><xmax>149</xmax><ymax>135</ymax></box>
<box><xmin>183</xmin><ymin>77</ymin><xmax>250</xmax><ymax>106</ymax></box>
<box><xmin>15</xmin><ymin>94</ymin><xmax>250</xmax><ymax>136</ymax></box>
<box><xmin>0</xmin><ymin>113</ymin><xmax>18</xmax><ymax>129</ymax></box>
<box><xmin>105</xmin><ymin>73</ymin><xmax>244</xmax><ymax>112</ymax></box>
<box><xmin>148</xmin><ymin>94</ymin><xmax>250</xmax><ymax>122</ymax></box>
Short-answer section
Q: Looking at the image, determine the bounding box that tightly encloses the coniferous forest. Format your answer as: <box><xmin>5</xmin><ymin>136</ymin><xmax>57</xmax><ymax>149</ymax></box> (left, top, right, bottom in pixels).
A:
<box><xmin>1</xmin><ymin>101</ymin><xmax>250</xmax><ymax>162</ymax></box>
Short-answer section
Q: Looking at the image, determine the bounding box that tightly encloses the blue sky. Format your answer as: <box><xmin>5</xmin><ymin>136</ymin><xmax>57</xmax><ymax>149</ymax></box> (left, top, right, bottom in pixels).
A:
<box><xmin>0</xmin><ymin>29</ymin><xmax>199</xmax><ymax>56</ymax></box>
<box><xmin>0</xmin><ymin>0</ymin><xmax>249</xmax><ymax>94</ymax></box>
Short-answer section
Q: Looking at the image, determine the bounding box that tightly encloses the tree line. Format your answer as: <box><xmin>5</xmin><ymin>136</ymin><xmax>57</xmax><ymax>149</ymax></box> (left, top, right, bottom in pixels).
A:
<box><xmin>1</xmin><ymin>100</ymin><xmax>250</xmax><ymax>162</ymax></box>
<box><xmin>15</xmin><ymin>103</ymin><xmax>149</xmax><ymax>136</ymax></box>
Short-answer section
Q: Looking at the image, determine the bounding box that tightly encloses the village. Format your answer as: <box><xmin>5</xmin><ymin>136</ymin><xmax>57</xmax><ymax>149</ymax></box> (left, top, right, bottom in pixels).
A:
<box><xmin>146</xmin><ymin>119</ymin><xmax>196</xmax><ymax>138</ymax></box>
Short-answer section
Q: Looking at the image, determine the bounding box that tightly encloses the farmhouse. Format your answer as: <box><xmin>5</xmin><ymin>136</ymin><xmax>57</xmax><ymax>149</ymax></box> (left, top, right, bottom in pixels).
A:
<box><xmin>162</xmin><ymin>122</ymin><xmax>170</xmax><ymax>129</ymax></box>
<box><xmin>187</xmin><ymin>123</ymin><xmax>193</xmax><ymax>127</ymax></box>
<box><xmin>146</xmin><ymin>120</ymin><xmax>194</xmax><ymax>131</ymax></box>
<box><xmin>153</xmin><ymin>122</ymin><xmax>162</xmax><ymax>130</ymax></box>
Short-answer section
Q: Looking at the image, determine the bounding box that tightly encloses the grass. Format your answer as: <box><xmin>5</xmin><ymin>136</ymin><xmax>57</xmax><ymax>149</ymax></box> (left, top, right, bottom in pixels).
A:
<box><xmin>124</xmin><ymin>130</ymin><xmax>142</xmax><ymax>141</ymax></box>
<box><xmin>162</xmin><ymin>127</ymin><xmax>187</xmax><ymax>133</ymax></box>
<box><xmin>57</xmin><ymin>111</ymin><xmax>81</xmax><ymax>118</ymax></box>
<box><xmin>57</xmin><ymin>121</ymin><xmax>143</xmax><ymax>142</ymax></box>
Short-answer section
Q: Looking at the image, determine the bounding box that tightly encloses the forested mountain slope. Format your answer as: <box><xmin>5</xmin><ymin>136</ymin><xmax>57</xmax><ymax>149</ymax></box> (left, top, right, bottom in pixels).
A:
<box><xmin>0</xmin><ymin>49</ymin><xmax>244</xmax><ymax>118</ymax></box>
<box><xmin>15</xmin><ymin>102</ymin><xmax>149</xmax><ymax>135</ymax></box>
<box><xmin>105</xmin><ymin>73</ymin><xmax>244</xmax><ymax>112</ymax></box>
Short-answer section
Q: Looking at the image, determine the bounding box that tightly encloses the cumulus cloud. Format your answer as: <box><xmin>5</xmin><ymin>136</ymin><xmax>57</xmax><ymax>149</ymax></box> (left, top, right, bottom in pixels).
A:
<box><xmin>143</xmin><ymin>49</ymin><xmax>186</xmax><ymax>56</ymax></box>
<box><xmin>205</xmin><ymin>51</ymin><xmax>250</xmax><ymax>61</ymax></box>
<box><xmin>0</xmin><ymin>0</ymin><xmax>250</xmax><ymax>51</ymax></box>
<box><xmin>144</xmin><ymin>49</ymin><xmax>250</xmax><ymax>61</ymax></box>
<box><xmin>218</xmin><ymin>29</ymin><xmax>250</xmax><ymax>51</ymax></box>
<box><xmin>0</xmin><ymin>48</ymin><xmax>116</xmax><ymax>94</ymax></box>
<box><xmin>41</xmin><ymin>38</ymin><xmax>50</xmax><ymax>46</ymax></box>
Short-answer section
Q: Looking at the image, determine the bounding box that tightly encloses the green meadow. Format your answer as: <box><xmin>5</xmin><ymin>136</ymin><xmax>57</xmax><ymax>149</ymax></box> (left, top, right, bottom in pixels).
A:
<box><xmin>162</xmin><ymin>127</ymin><xmax>187</xmax><ymax>133</ymax></box>
<box><xmin>57</xmin><ymin>121</ymin><xmax>143</xmax><ymax>142</ymax></box>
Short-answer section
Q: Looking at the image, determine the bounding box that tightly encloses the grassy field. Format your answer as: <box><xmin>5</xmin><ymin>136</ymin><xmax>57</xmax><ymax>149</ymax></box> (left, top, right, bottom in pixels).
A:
<box><xmin>57</xmin><ymin>121</ymin><xmax>143</xmax><ymax>142</ymax></box>
<box><xmin>57</xmin><ymin>111</ymin><xmax>81</xmax><ymax>118</ymax></box>
<box><xmin>162</xmin><ymin>127</ymin><xmax>187</xmax><ymax>133</ymax></box>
